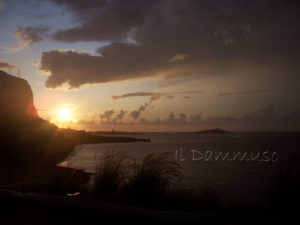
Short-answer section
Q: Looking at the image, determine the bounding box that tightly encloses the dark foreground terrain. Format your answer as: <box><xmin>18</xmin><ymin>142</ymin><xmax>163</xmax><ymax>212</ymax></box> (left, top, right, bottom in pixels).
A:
<box><xmin>1</xmin><ymin>189</ymin><xmax>296</xmax><ymax>225</ymax></box>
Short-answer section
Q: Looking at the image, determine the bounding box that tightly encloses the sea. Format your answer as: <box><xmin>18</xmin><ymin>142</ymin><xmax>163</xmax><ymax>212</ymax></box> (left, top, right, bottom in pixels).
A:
<box><xmin>59</xmin><ymin>132</ymin><xmax>300</xmax><ymax>205</ymax></box>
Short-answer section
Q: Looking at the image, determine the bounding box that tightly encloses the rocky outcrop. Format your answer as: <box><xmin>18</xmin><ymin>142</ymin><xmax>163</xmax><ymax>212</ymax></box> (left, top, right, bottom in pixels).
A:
<box><xmin>0</xmin><ymin>70</ymin><xmax>38</xmax><ymax>118</ymax></box>
<box><xmin>0</xmin><ymin>70</ymin><xmax>147</xmax><ymax>167</ymax></box>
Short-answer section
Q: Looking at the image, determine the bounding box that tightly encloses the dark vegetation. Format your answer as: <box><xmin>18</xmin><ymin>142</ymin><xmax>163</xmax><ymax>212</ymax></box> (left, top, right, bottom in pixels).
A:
<box><xmin>93</xmin><ymin>151</ymin><xmax>222</xmax><ymax>211</ymax></box>
<box><xmin>92</xmin><ymin>150</ymin><xmax>300</xmax><ymax>218</ymax></box>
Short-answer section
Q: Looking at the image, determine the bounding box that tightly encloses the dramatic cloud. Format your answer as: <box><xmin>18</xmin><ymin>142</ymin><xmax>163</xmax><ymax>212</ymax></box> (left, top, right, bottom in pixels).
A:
<box><xmin>40</xmin><ymin>47</ymin><xmax>159</xmax><ymax>88</ymax></box>
<box><xmin>112</xmin><ymin>91</ymin><xmax>203</xmax><ymax>101</ymax></box>
<box><xmin>50</xmin><ymin>0</ymin><xmax>155</xmax><ymax>42</ymax></box>
<box><xmin>112</xmin><ymin>92</ymin><xmax>166</xmax><ymax>100</ymax></box>
<box><xmin>0</xmin><ymin>60</ymin><xmax>16</xmax><ymax>70</ymax></box>
<box><xmin>15</xmin><ymin>25</ymin><xmax>50</xmax><ymax>44</ymax></box>
<box><xmin>98</xmin><ymin>103</ymin><xmax>149</xmax><ymax>124</ymax></box>
<box><xmin>99</xmin><ymin>110</ymin><xmax>114</xmax><ymax>122</ymax></box>
<box><xmin>130</xmin><ymin>102</ymin><xmax>149</xmax><ymax>120</ymax></box>
<box><xmin>111</xmin><ymin>110</ymin><xmax>127</xmax><ymax>123</ymax></box>
<box><xmin>217</xmin><ymin>89</ymin><xmax>281</xmax><ymax>97</ymax></box>
<box><xmin>40</xmin><ymin>0</ymin><xmax>300</xmax><ymax>88</ymax></box>
<box><xmin>4</xmin><ymin>25</ymin><xmax>50</xmax><ymax>52</ymax></box>
<box><xmin>98</xmin><ymin>109</ymin><xmax>128</xmax><ymax>125</ymax></box>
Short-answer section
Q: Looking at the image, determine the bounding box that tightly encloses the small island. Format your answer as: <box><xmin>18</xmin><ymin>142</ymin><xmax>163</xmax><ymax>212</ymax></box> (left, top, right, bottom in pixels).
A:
<box><xmin>196</xmin><ymin>128</ymin><xmax>229</xmax><ymax>134</ymax></box>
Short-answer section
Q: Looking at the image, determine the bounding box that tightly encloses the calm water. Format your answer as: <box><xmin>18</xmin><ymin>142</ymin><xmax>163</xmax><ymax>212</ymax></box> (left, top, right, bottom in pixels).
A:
<box><xmin>59</xmin><ymin>132</ymin><xmax>300</xmax><ymax>204</ymax></box>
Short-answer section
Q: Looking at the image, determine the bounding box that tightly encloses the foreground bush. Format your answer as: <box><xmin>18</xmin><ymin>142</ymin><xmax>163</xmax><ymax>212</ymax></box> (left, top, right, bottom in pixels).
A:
<box><xmin>94</xmin><ymin>151</ymin><xmax>130</xmax><ymax>201</ymax></box>
<box><xmin>94</xmin><ymin>151</ymin><xmax>182</xmax><ymax>205</ymax></box>
<box><xmin>94</xmin><ymin>151</ymin><xmax>222</xmax><ymax>211</ymax></box>
<box><xmin>125</xmin><ymin>153</ymin><xmax>183</xmax><ymax>207</ymax></box>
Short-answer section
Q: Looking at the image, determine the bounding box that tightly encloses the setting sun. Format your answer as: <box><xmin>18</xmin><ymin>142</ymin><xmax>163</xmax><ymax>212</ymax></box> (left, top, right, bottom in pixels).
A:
<box><xmin>58</xmin><ymin>108</ymin><xmax>72</xmax><ymax>121</ymax></box>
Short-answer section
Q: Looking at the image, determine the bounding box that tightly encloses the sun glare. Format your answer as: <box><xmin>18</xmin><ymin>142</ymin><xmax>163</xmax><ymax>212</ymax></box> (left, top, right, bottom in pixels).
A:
<box><xmin>58</xmin><ymin>108</ymin><xmax>72</xmax><ymax>121</ymax></box>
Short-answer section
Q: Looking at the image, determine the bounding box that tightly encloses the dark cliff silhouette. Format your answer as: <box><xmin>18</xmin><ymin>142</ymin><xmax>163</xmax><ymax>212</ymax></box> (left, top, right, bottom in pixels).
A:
<box><xmin>0</xmin><ymin>70</ymin><xmax>38</xmax><ymax>118</ymax></box>
<box><xmin>0</xmin><ymin>70</ymin><xmax>148</xmax><ymax>186</ymax></box>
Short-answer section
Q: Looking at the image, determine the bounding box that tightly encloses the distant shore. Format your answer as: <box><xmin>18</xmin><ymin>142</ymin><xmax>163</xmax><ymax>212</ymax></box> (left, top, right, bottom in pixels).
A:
<box><xmin>195</xmin><ymin>128</ymin><xmax>229</xmax><ymax>134</ymax></box>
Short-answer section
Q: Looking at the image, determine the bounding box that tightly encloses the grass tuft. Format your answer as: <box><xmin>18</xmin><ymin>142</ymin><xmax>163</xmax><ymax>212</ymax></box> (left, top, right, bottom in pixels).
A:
<box><xmin>125</xmin><ymin>153</ymin><xmax>183</xmax><ymax>207</ymax></box>
<box><xmin>94</xmin><ymin>150</ymin><xmax>130</xmax><ymax>201</ymax></box>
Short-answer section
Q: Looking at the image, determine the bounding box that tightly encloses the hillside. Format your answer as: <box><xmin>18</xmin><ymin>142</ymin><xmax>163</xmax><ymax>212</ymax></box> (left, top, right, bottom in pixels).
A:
<box><xmin>0</xmin><ymin>70</ymin><xmax>148</xmax><ymax>193</ymax></box>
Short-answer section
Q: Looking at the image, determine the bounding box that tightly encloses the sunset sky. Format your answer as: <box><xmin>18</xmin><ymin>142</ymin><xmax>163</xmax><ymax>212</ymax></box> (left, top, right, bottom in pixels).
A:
<box><xmin>1</xmin><ymin>0</ymin><xmax>299</xmax><ymax>131</ymax></box>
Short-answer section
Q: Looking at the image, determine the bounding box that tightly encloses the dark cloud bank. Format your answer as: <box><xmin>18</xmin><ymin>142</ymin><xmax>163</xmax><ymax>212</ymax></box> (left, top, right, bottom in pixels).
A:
<box><xmin>34</xmin><ymin>0</ymin><xmax>300</xmax><ymax>88</ymax></box>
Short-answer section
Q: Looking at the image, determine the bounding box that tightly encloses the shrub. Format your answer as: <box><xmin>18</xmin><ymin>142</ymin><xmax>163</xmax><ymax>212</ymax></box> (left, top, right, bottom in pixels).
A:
<box><xmin>93</xmin><ymin>151</ymin><xmax>222</xmax><ymax>211</ymax></box>
<box><xmin>125</xmin><ymin>153</ymin><xmax>183</xmax><ymax>208</ymax></box>
<box><xmin>94</xmin><ymin>150</ymin><xmax>130</xmax><ymax>201</ymax></box>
